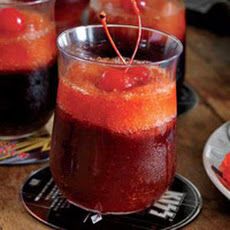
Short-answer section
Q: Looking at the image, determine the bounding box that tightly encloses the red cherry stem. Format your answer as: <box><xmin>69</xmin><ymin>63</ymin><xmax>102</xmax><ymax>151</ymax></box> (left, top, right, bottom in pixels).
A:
<box><xmin>99</xmin><ymin>0</ymin><xmax>142</xmax><ymax>67</ymax></box>
<box><xmin>129</xmin><ymin>0</ymin><xmax>142</xmax><ymax>65</ymax></box>
<box><xmin>99</xmin><ymin>12</ymin><xmax>127</xmax><ymax>65</ymax></box>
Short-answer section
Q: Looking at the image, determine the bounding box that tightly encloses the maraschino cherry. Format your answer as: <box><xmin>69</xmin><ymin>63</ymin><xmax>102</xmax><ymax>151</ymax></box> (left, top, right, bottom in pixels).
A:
<box><xmin>97</xmin><ymin>67</ymin><xmax>151</xmax><ymax>92</ymax></box>
<box><xmin>97</xmin><ymin>0</ymin><xmax>151</xmax><ymax>92</ymax></box>
<box><xmin>123</xmin><ymin>0</ymin><xmax>146</xmax><ymax>12</ymax></box>
<box><xmin>0</xmin><ymin>8</ymin><xmax>25</xmax><ymax>35</ymax></box>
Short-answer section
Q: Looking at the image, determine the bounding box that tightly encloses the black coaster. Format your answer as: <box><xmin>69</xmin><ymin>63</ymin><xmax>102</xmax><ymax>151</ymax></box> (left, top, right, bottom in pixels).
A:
<box><xmin>0</xmin><ymin>129</ymin><xmax>50</xmax><ymax>165</ymax></box>
<box><xmin>21</xmin><ymin>167</ymin><xmax>202</xmax><ymax>230</ymax></box>
<box><xmin>178</xmin><ymin>84</ymin><xmax>199</xmax><ymax>116</ymax></box>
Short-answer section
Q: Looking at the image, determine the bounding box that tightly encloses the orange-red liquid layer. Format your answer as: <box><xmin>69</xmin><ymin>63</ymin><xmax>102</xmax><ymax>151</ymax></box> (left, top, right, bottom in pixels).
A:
<box><xmin>0</xmin><ymin>9</ymin><xmax>56</xmax><ymax>72</ymax></box>
<box><xmin>57</xmin><ymin>62</ymin><xmax>176</xmax><ymax>134</ymax></box>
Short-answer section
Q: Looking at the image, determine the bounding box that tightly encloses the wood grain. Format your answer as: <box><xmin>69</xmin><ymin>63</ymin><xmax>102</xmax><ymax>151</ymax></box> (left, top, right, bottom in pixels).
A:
<box><xmin>186</xmin><ymin>27</ymin><xmax>230</xmax><ymax>121</ymax></box>
<box><xmin>0</xmin><ymin>26</ymin><xmax>229</xmax><ymax>229</ymax></box>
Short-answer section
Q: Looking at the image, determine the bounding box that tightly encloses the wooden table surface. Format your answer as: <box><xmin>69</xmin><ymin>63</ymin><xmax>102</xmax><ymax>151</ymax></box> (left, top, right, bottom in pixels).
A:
<box><xmin>0</xmin><ymin>26</ymin><xmax>229</xmax><ymax>230</ymax></box>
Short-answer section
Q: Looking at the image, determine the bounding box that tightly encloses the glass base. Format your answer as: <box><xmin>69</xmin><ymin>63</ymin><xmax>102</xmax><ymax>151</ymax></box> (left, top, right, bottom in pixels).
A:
<box><xmin>21</xmin><ymin>167</ymin><xmax>203</xmax><ymax>230</ymax></box>
<box><xmin>0</xmin><ymin>128</ymin><xmax>50</xmax><ymax>165</ymax></box>
<box><xmin>0</xmin><ymin>115</ymin><xmax>53</xmax><ymax>141</ymax></box>
<box><xmin>67</xmin><ymin>199</ymin><xmax>153</xmax><ymax>215</ymax></box>
<box><xmin>0</xmin><ymin>131</ymin><xmax>37</xmax><ymax>141</ymax></box>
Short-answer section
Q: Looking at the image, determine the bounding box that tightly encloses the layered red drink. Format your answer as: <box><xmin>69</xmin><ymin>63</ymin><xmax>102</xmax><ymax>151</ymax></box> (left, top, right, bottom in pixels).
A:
<box><xmin>51</xmin><ymin>61</ymin><xmax>176</xmax><ymax>213</ymax></box>
<box><xmin>0</xmin><ymin>0</ymin><xmax>57</xmax><ymax>137</ymax></box>
<box><xmin>50</xmin><ymin>24</ymin><xmax>182</xmax><ymax>214</ymax></box>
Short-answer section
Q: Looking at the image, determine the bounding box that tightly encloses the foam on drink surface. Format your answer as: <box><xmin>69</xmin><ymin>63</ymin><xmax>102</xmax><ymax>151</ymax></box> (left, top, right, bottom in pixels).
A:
<box><xmin>57</xmin><ymin>58</ymin><xmax>176</xmax><ymax>134</ymax></box>
<box><xmin>0</xmin><ymin>9</ymin><xmax>56</xmax><ymax>71</ymax></box>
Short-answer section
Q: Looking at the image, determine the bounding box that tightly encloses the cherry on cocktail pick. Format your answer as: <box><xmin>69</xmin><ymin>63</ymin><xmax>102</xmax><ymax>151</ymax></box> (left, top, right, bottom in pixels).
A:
<box><xmin>123</xmin><ymin>0</ymin><xmax>146</xmax><ymax>12</ymax></box>
<box><xmin>123</xmin><ymin>0</ymin><xmax>146</xmax><ymax>11</ymax></box>
<box><xmin>0</xmin><ymin>8</ymin><xmax>25</xmax><ymax>35</ymax></box>
<box><xmin>97</xmin><ymin>0</ymin><xmax>150</xmax><ymax>92</ymax></box>
<box><xmin>97</xmin><ymin>69</ymin><xmax>129</xmax><ymax>92</ymax></box>
<box><xmin>97</xmin><ymin>67</ymin><xmax>151</xmax><ymax>92</ymax></box>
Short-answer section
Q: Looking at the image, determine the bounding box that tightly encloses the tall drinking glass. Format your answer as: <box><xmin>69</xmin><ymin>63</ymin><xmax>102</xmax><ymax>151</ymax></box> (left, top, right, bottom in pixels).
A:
<box><xmin>50</xmin><ymin>25</ymin><xmax>183</xmax><ymax>214</ymax></box>
<box><xmin>0</xmin><ymin>0</ymin><xmax>57</xmax><ymax>139</ymax></box>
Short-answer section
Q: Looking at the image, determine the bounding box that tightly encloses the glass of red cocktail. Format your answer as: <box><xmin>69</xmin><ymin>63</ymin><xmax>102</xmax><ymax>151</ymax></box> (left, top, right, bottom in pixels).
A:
<box><xmin>0</xmin><ymin>0</ymin><xmax>57</xmax><ymax>139</ymax></box>
<box><xmin>50</xmin><ymin>24</ymin><xmax>182</xmax><ymax>214</ymax></box>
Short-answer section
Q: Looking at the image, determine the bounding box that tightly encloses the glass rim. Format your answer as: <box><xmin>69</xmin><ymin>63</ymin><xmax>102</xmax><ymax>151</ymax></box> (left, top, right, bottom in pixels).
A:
<box><xmin>0</xmin><ymin>0</ymin><xmax>52</xmax><ymax>6</ymax></box>
<box><xmin>57</xmin><ymin>24</ymin><xmax>184</xmax><ymax>67</ymax></box>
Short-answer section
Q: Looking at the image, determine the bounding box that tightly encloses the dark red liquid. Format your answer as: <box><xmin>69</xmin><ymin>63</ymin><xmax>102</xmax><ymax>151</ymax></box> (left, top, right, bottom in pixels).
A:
<box><xmin>55</xmin><ymin>0</ymin><xmax>89</xmax><ymax>33</ymax></box>
<box><xmin>0</xmin><ymin>62</ymin><xmax>58</xmax><ymax>136</ymax></box>
<box><xmin>50</xmin><ymin>107</ymin><xmax>176</xmax><ymax>213</ymax></box>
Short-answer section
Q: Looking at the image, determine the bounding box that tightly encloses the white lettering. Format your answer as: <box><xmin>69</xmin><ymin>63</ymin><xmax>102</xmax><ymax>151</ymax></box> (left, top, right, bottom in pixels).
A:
<box><xmin>149</xmin><ymin>208</ymin><xmax>175</xmax><ymax>219</ymax></box>
<box><xmin>148</xmin><ymin>191</ymin><xmax>185</xmax><ymax>221</ymax></box>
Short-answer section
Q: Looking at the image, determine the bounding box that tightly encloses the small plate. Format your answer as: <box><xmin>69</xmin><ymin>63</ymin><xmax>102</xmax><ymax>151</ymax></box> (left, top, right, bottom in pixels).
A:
<box><xmin>203</xmin><ymin>121</ymin><xmax>230</xmax><ymax>199</ymax></box>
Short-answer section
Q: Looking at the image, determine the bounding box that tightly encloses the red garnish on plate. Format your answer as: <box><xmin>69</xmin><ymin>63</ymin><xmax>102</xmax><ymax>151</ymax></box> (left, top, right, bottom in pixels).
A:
<box><xmin>97</xmin><ymin>0</ymin><xmax>150</xmax><ymax>92</ymax></box>
<box><xmin>219</xmin><ymin>152</ymin><xmax>230</xmax><ymax>189</ymax></box>
<box><xmin>0</xmin><ymin>8</ymin><xmax>25</xmax><ymax>35</ymax></box>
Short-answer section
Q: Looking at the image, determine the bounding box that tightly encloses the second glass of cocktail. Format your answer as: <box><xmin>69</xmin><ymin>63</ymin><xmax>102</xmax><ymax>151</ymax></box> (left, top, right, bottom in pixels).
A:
<box><xmin>50</xmin><ymin>21</ymin><xmax>182</xmax><ymax>214</ymax></box>
<box><xmin>0</xmin><ymin>0</ymin><xmax>57</xmax><ymax>139</ymax></box>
